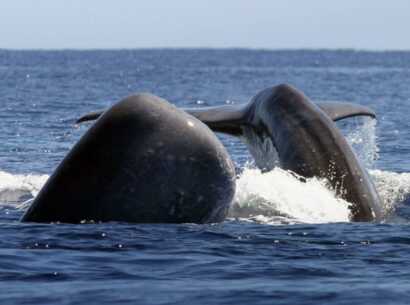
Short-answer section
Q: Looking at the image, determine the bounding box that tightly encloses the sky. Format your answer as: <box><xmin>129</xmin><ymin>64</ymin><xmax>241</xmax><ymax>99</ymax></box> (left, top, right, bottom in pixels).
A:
<box><xmin>0</xmin><ymin>0</ymin><xmax>409</xmax><ymax>50</ymax></box>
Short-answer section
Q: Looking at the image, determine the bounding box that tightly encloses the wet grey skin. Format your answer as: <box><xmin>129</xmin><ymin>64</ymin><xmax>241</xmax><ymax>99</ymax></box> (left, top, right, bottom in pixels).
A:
<box><xmin>74</xmin><ymin>84</ymin><xmax>382</xmax><ymax>221</ymax></box>
<box><xmin>22</xmin><ymin>94</ymin><xmax>236</xmax><ymax>224</ymax></box>
<box><xmin>187</xmin><ymin>84</ymin><xmax>382</xmax><ymax>221</ymax></box>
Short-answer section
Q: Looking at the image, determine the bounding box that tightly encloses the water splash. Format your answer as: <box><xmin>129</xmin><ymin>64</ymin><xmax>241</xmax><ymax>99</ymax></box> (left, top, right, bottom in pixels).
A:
<box><xmin>338</xmin><ymin>116</ymin><xmax>410</xmax><ymax>213</ymax></box>
<box><xmin>230</xmin><ymin>116</ymin><xmax>410</xmax><ymax>224</ymax></box>
<box><xmin>0</xmin><ymin>167</ymin><xmax>409</xmax><ymax>224</ymax></box>
<box><xmin>338</xmin><ymin>117</ymin><xmax>379</xmax><ymax>168</ymax></box>
<box><xmin>1</xmin><ymin>114</ymin><xmax>409</xmax><ymax>226</ymax></box>
<box><xmin>0</xmin><ymin>171</ymin><xmax>48</xmax><ymax>205</ymax></box>
<box><xmin>230</xmin><ymin>167</ymin><xmax>352</xmax><ymax>224</ymax></box>
<box><xmin>370</xmin><ymin>169</ymin><xmax>410</xmax><ymax>214</ymax></box>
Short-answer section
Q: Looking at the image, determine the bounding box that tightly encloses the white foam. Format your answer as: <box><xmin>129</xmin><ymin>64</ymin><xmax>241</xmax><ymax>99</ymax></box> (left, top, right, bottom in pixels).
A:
<box><xmin>229</xmin><ymin>116</ymin><xmax>410</xmax><ymax>224</ymax></box>
<box><xmin>229</xmin><ymin>167</ymin><xmax>410</xmax><ymax>225</ymax></box>
<box><xmin>1</xmin><ymin>125</ymin><xmax>409</xmax><ymax>225</ymax></box>
<box><xmin>370</xmin><ymin>169</ymin><xmax>410</xmax><ymax>214</ymax></box>
<box><xmin>230</xmin><ymin>167</ymin><xmax>352</xmax><ymax>224</ymax></box>
<box><xmin>0</xmin><ymin>170</ymin><xmax>48</xmax><ymax>205</ymax></box>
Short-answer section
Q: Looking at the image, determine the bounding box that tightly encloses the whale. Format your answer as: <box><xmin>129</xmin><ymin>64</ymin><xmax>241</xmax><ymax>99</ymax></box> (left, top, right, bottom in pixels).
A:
<box><xmin>186</xmin><ymin>84</ymin><xmax>382</xmax><ymax>221</ymax></box>
<box><xmin>76</xmin><ymin>84</ymin><xmax>382</xmax><ymax>221</ymax></box>
<box><xmin>22</xmin><ymin>94</ymin><xmax>236</xmax><ymax>224</ymax></box>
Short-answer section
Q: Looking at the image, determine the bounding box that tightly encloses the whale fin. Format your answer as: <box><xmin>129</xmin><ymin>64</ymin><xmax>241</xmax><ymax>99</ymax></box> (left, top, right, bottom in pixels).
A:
<box><xmin>75</xmin><ymin>102</ymin><xmax>376</xmax><ymax>127</ymax></box>
<box><xmin>317</xmin><ymin>102</ymin><xmax>376</xmax><ymax>121</ymax></box>
<box><xmin>76</xmin><ymin>104</ymin><xmax>249</xmax><ymax>135</ymax></box>
<box><xmin>76</xmin><ymin>110</ymin><xmax>105</xmax><ymax>124</ymax></box>
<box><xmin>183</xmin><ymin>104</ymin><xmax>249</xmax><ymax>136</ymax></box>
<box><xmin>184</xmin><ymin>102</ymin><xmax>376</xmax><ymax>134</ymax></box>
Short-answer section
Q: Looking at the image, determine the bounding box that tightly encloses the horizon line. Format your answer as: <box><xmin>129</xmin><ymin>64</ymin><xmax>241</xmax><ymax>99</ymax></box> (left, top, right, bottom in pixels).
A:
<box><xmin>1</xmin><ymin>47</ymin><xmax>410</xmax><ymax>53</ymax></box>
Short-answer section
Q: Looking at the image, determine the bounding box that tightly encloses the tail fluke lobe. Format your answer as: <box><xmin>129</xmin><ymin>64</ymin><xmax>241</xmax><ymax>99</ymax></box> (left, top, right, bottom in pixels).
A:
<box><xmin>75</xmin><ymin>101</ymin><xmax>376</xmax><ymax>130</ymax></box>
<box><xmin>76</xmin><ymin>110</ymin><xmax>105</xmax><ymax>124</ymax></box>
<box><xmin>317</xmin><ymin>102</ymin><xmax>376</xmax><ymax>121</ymax></box>
<box><xmin>183</xmin><ymin>104</ymin><xmax>249</xmax><ymax>136</ymax></box>
<box><xmin>75</xmin><ymin>104</ymin><xmax>249</xmax><ymax>134</ymax></box>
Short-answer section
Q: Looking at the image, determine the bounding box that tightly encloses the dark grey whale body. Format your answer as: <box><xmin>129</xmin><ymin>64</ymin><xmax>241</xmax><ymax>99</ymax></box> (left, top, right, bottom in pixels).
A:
<box><xmin>22</xmin><ymin>94</ymin><xmax>236</xmax><ymax>223</ymax></box>
<box><xmin>186</xmin><ymin>84</ymin><xmax>382</xmax><ymax>221</ymax></box>
<box><xmin>71</xmin><ymin>84</ymin><xmax>382</xmax><ymax>222</ymax></box>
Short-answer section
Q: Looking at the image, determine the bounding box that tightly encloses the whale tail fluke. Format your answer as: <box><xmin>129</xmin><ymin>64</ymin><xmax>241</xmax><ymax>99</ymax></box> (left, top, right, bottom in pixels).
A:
<box><xmin>183</xmin><ymin>104</ymin><xmax>249</xmax><ymax>136</ymax></box>
<box><xmin>76</xmin><ymin>110</ymin><xmax>105</xmax><ymax>124</ymax></box>
<box><xmin>183</xmin><ymin>101</ymin><xmax>376</xmax><ymax>136</ymax></box>
<box><xmin>75</xmin><ymin>101</ymin><xmax>376</xmax><ymax>132</ymax></box>
<box><xmin>316</xmin><ymin>102</ymin><xmax>376</xmax><ymax>121</ymax></box>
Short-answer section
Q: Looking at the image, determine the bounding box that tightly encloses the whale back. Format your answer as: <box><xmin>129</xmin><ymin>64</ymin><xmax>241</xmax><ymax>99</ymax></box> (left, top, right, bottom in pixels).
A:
<box><xmin>22</xmin><ymin>94</ymin><xmax>236</xmax><ymax>224</ymax></box>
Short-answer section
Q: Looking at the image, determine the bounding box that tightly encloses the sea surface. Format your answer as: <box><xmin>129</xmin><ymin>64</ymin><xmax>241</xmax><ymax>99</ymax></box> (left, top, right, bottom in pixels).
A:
<box><xmin>1</xmin><ymin>49</ymin><xmax>410</xmax><ymax>304</ymax></box>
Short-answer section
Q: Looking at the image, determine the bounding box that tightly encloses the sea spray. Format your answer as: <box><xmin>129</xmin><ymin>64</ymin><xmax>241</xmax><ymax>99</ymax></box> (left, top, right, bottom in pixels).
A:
<box><xmin>338</xmin><ymin>116</ymin><xmax>379</xmax><ymax>168</ymax></box>
<box><xmin>0</xmin><ymin>116</ymin><xmax>408</xmax><ymax>225</ymax></box>
<box><xmin>230</xmin><ymin>167</ymin><xmax>352</xmax><ymax>224</ymax></box>
<box><xmin>0</xmin><ymin>171</ymin><xmax>48</xmax><ymax>204</ymax></box>
<box><xmin>370</xmin><ymin>170</ymin><xmax>410</xmax><ymax>214</ymax></box>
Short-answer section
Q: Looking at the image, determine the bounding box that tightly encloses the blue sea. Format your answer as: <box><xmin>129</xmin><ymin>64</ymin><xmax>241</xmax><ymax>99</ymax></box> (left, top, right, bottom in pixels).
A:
<box><xmin>1</xmin><ymin>49</ymin><xmax>410</xmax><ymax>304</ymax></box>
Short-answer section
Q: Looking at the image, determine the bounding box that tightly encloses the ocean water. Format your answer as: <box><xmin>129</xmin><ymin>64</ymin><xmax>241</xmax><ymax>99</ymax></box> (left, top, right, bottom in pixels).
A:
<box><xmin>1</xmin><ymin>49</ymin><xmax>410</xmax><ymax>304</ymax></box>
